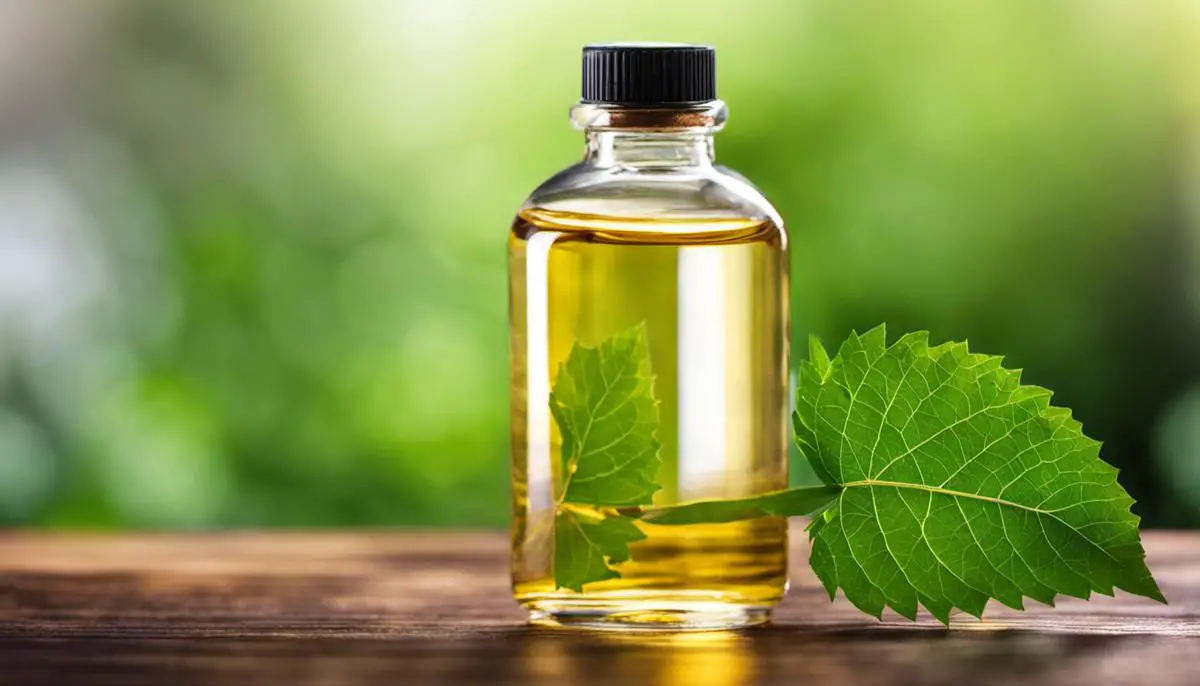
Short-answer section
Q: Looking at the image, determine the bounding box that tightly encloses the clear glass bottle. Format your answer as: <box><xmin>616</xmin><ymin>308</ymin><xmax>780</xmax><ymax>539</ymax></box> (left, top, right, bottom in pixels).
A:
<box><xmin>509</xmin><ymin>44</ymin><xmax>789</xmax><ymax>630</ymax></box>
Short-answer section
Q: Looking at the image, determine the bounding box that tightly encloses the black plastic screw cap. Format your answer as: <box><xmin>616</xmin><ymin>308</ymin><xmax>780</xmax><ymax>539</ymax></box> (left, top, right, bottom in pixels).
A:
<box><xmin>581</xmin><ymin>43</ymin><xmax>716</xmax><ymax>106</ymax></box>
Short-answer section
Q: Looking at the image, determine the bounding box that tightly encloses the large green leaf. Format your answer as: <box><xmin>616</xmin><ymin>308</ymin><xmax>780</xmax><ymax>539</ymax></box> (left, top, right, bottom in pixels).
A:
<box><xmin>796</xmin><ymin>326</ymin><xmax>1164</xmax><ymax>623</ymax></box>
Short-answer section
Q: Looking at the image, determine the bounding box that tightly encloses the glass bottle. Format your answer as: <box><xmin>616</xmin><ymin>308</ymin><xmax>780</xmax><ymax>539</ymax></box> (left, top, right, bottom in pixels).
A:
<box><xmin>509</xmin><ymin>44</ymin><xmax>789</xmax><ymax>630</ymax></box>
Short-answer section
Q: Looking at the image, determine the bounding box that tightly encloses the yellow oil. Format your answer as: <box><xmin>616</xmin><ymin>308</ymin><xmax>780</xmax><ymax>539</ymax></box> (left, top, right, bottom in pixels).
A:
<box><xmin>509</xmin><ymin>207</ymin><xmax>789</xmax><ymax>629</ymax></box>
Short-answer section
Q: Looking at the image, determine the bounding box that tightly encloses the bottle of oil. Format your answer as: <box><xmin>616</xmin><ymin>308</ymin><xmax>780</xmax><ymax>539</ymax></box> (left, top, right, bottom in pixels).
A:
<box><xmin>509</xmin><ymin>44</ymin><xmax>789</xmax><ymax>630</ymax></box>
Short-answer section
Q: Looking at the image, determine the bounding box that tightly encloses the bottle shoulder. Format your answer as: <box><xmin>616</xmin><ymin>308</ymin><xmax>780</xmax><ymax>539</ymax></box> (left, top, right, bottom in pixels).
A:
<box><xmin>520</xmin><ymin>162</ymin><xmax>783</xmax><ymax>229</ymax></box>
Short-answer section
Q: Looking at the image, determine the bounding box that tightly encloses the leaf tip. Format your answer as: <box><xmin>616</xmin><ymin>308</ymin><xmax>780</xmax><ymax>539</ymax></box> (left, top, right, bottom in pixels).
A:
<box><xmin>893</xmin><ymin>330</ymin><xmax>930</xmax><ymax>355</ymax></box>
<box><xmin>1133</xmin><ymin>578</ymin><xmax>1168</xmax><ymax>605</ymax></box>
<box><xmin>807</xmin><ymin>335</ymin><xmax>832</xmax><ymax>379</ymax></box>
<box><xmin>892</xmin><ymin>604</ymin><xmax>919</xmax><ymax>622</ymax></box>
<box><xmin>859</xmin><ymin>323</ymin><xmax>887</xmax><ymax>350</ymax></box>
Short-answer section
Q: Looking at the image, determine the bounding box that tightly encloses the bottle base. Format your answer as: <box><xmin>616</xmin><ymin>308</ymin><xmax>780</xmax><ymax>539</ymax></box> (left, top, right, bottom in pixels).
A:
<box><xmin>525</xmin><ymin>601</ymin><xmax>773</xmax><ymax>632</ymax></box>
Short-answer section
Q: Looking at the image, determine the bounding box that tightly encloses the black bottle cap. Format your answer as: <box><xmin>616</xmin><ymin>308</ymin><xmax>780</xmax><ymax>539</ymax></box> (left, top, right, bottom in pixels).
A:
<box><xmin>581</xmin><ymin>43</ymin><xmax>716</xmax><ymax>106</ymax></box>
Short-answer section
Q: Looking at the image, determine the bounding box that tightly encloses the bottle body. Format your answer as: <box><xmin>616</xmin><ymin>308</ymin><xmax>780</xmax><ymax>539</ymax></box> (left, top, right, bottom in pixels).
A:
<box><xmin>509</xmin><ymin>161</ymin><xmax>790</xmax><ymax>629</ymax></box>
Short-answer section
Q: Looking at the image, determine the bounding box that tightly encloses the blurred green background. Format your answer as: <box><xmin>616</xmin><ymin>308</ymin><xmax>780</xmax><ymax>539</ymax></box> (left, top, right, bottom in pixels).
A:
<box><xmin>1</xmin><ymin>0</ymin><xmax>1199</xmax><ymax>528</ymax></box>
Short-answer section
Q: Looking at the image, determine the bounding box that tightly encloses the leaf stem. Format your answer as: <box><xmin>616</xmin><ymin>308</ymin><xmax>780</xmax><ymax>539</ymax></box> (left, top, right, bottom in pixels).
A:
<box><xmin>840</xmin><ymin>479</ymin><xmax>1052</xmax><ymax>515</ymax></box>
<box><xmin>614</xmin><ymin>485</ymin><xmax>843</xmax><ymax>525</ymax></box>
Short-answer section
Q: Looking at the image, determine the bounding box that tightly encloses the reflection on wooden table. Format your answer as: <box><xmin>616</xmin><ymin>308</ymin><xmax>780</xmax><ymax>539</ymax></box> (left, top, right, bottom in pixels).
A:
<box><xmin>0</xmin><ymin>530</ymin><xmax>1196</xmax><ymax>685</ymax></box>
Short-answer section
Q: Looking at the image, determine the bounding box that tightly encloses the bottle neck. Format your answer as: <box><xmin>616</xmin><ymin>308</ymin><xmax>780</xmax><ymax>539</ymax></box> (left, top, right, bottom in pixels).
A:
<box><xmin>570</xmin><ymin>101</ymin><xmax>727</xmax><ymax>170</ymax></box>
<box><xmin>585</xmin><ymin>130</ymin><xmax>715</xmax><ymax>168</ymax></box>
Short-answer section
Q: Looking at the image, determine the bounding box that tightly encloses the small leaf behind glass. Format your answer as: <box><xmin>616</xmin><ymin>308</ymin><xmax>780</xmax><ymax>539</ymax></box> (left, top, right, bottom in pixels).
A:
<box><xmin>550</xmin><ymin>323</ymin><xmax>661</xmax><ymax>507</ymax></box>
<box><xmin>550</xmin><ymin>323</ymin><xmax>660</xmax><ymax>589</ymax></box>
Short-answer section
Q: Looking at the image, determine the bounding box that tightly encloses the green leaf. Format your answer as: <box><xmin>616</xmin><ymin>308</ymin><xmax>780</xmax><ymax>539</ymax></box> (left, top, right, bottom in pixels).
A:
<box><xmin>634</xmin><ymin>485</ymin><xmax>842</xmax><ymax>525</ymax></box>
<box><xmin>796</xmin><ymin>326</ymin><xmax>1165</xmax><ymax>623</ymax></box>
<box><xmin>550</xmin><ymin>322</ymin><xmax>661</xmax><ymax>507</ymax></box>
<box><xmin>550</xmin><ymin>323</ymin><xmax>661</xmax><ymax>590</ymax></box>
<box><xmin>554</xmin><ymin>508</ymin><xmax>647</xmax><ymax>592</ymax></box>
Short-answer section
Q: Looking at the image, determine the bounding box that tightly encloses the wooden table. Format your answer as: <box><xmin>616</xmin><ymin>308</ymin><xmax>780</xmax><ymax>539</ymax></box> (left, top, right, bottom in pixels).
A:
<box><xmin>0</xmin><ymin>529</ymin><xmax>1196</xmax><ymax>685</ymax></box>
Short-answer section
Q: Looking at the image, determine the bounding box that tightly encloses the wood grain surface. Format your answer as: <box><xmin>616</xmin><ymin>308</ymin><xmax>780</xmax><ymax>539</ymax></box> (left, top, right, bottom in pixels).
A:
<box><xmin>0</xmin><ymin>528</ymin><xmax>1197</xmax><ymax>685</ymax></box>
